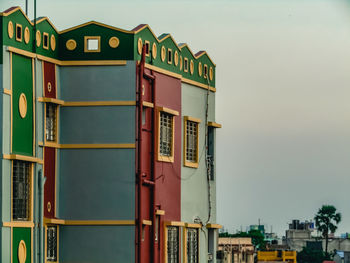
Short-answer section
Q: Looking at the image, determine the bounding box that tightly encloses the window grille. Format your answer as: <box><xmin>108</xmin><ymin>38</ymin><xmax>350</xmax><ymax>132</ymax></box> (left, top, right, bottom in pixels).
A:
<box><xmin>13</xmin><ymin>160</ymin><xmax>30</xmax><ymax>221</ymax></box>
<box><xmin>167</xmin><ymin>226</ymin><xmax>179</xmax><ymax>263</ymax></box>
<box><xmin>47</xmin><ymin>226</ymin><xmax>58</xmax><ymax>262</ymax></box>
<box><xmin>46</xmin><ymin>103</ymin><xmax>56</xmax><ymax>142</ymax></box>
<box><xmin>186</xmin><ymin>121</ymin><xmax>198</xmax><ymax>162</ymax></box>
<box><xmin>160</xmin><ymin>112</ymin><xmax>173</xmax><ymax>156</ymax></box>
<box><xmin>187</xmin><ymin>228</ymin><xmax>198</xmax><ymax>263</ymax></box>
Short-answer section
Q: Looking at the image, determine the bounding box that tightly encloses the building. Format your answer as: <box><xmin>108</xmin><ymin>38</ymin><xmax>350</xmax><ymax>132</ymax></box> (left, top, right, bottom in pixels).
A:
<box><xmin>0</xmin><ymin>6</ymin><xmax>222</xmax><ymax>263</ymax></box>
<box><xmin>217</xmin><ymin>237</ymin><xmax>254</xmax><ymax>263</ymax></box>
<box><xmin>257</xmin><ymin>251</ymin><xmax>297</xmax><ymax>263</ymax></box>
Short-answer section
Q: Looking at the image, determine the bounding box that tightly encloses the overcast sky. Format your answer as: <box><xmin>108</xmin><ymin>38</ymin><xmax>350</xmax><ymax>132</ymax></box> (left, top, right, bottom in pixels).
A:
<box><xmin>2</xmin><ymin>0</ymin><xmax>350</xmax><ymax>236</ymax></box>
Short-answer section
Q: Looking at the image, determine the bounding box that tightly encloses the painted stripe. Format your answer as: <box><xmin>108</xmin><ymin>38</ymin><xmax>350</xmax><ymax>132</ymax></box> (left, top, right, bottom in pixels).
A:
<box><xmin>3</xmin><ymin>222</ymin><xmax>35</xmax><ymax>228</ymax></box>
<box><xmin>3</xmin><ymin>89</ymin><xmax>12</xmax><ymax>95</ymax></box>
<box><xmin>144</xmin><ymin>63</ymin><xmax>182</xmax><ymax>80</ymax></box>
<box><xmin>181</xmin><ymin>77</ymin><xmax>216</xmax><ymax>92</ymax></box>
<box><xmin>37</xmin><ymin>97</ymin><xmax>64</xmax><ymax>105</ymax></box>
<box><xmin>60</xmin><ymin>60</ymin><xmax>127</xmax><ymax>66</ymax></box>
<box><xmin>7</xmin><ymin>46</ymin><xmax>36</xmax><ymax>58</ymax></box>
<box><xmin>184</xmin><ymin>116</ymin><xmax>201</xmax><ymax>123</ymax></box>
<box><xmin>3</xmin><ymin>154</ymin><xmax>43</xmax><ymax>164</ymax></box>
<box><xmin>59</xmin><ymin>144</ymin><xmax>136</xmax><ymax>149</ymax></box>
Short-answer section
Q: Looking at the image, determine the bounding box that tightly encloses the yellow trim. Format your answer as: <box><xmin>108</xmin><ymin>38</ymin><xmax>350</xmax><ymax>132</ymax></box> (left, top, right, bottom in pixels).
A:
<box><xmin>60</xmin><ymin>60</ymin><xmax>127</xmax><ymax>66</ymax></box>
<box><xmin>44</xmin><ymin>218</ymin><xmax>65</xmax><ymax>225</ymax></box>
<box><xmin>44</xmin><ymin>142</ymin><xmax>60</xmax><ymax>148</ymax></box>
<box><xmin>183</xmin><ymin>116</ymin><xmax>200</xmax><ymax>168</ymax></box>
<box><xmin>164</xmin><ymin>221</ymin><xmax>185</xmax><ymax>227</ymax></box>
<box><xmin>144</xmin><ymin>63</ymin><xmax>182</xmax><ymax>79</ymax></box>
<box><xmin>155</xmin><ymin>209</ymin><xmax>165</xmax><ymax>216</ymax></box>
<box><xmin>59</xmin><ymin>21</ymin><xmax>133</xmax><ymax>34</ymax></box>
<box><xmin>1</xmin><ymin>7</ymin><xmax>33</xmax><ymax>25</ymax></box>
<box><xmin>15</xmin><ymin>24</ymin><xmax>23</xmax><ymax>42</ymax></box>
<box><xmin>143</xmin><ymin>101</ymin><xmax>154</xmax><ymax>108</ymax></box>
<box><xmin>195</xmin><ymin>50</ymin><xmax>217</xmax><ymax>67</ymax></box>
<box><xmin>142</xmin><ymin>220</ymin><xmax>152</xmax><ymax>226</ymax></box>
<box><xmin>132</xmin><ymin>24</ymin><xmax>160</xmax><ymax>42</ymax></box>
<box><xmin>84</xmin><ymin>36</ymin><xmax>101</xmax><ymax>53</ymax></box>
<box><xmin>64</xmin><ymin>220</ymin><xmax>135</xmax><ymax>225</ymax></box>
<box><xmin>208</xmin><ymin>121</ymin><xmax>222</xmax><ymax>128</ymax></box>
<box><xmin>3</xmin><ymin>222</ymin><xmax>35</xmax><ymax>227</ymax></box>
<box><xmin>190</xmin><ymin>60</ymin><xmax>194</xmax><ymax>75</ymax></box>
<box><xmin>157</xmin><ymin>106</ymin><xmax>179</xmax><ymax>116</ymax></box>
<box><xmin>206</xmin><ymin>223</ymin><xmax>222</xmax><ymax>229</ymax></box>
<box><xmin>7</xmin><ymin>46</ymin><xmax>36</xmax><ymax>58</ymax></box>
<box><xmin>62</xmin><ymin>101</ymin><xmax>135</xmax><ymax>106</ymax></box>
<box><xmin>43</xmin><ymin>32</ymin><xmax>49</xmax><ymax>50</ymax></box>
<box><xmin>37</xmin><ymin>54</ymin><xmax>60</xmax><ymax>65</ymax></box>
<box><xmin>158</xmin><ymin>34</ymin><xmax>182</xmax><ymax>51</ymax></box>
<box><xmin>182</xmin><ymin>77</ymin><xmax>216</xmax><ymax>92</ymax></box>
<box><xmin>59</xmin><ymin>144</ymin><xmax>135</xmax><ymax>149</ymax></box>
<box><xmin>209</xmin><ymin>66</ymin><xmax>213</xmax><ymax>81</ymax></box>
<box><xmin>3</xmin><ymin>154</ymin><xmax>43</xmax><ymax>164</ymax></box>
<box><xmin>4</xmin><ymin>89</ymin><xmax>12</xmax><ymax>95</ymax></box>
<box><xmin>198</xmin><ymin>62</ymin><xmax>202</xmax><ymax>76</ymax></box>
<box><xmin>185</xmin><ymin>223</ymin><xmax>202</xmax><ymax>228</ymax></box>
<box><xmin>35</xmin><ymin>16</ymin><xmax>59</xmax><ymax>33</ymax></box>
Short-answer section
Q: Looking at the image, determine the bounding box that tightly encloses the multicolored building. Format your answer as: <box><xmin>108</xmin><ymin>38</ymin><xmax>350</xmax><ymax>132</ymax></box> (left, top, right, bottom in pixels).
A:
<box><xmin>0</xmin><ymin>6</ymin><xmax>222</xmax><ymax>263</ymax></box>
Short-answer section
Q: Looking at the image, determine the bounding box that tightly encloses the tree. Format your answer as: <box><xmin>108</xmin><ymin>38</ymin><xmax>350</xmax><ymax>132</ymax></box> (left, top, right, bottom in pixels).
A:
<box><xmin>297</xmin><ymin>247</ymin><xmax>326</xmax><ymax>263</ymax></box>
<box><xmin>314</xmin><ymin>205</ymin><xmax>341</xmax><ymax>256</ymax></box>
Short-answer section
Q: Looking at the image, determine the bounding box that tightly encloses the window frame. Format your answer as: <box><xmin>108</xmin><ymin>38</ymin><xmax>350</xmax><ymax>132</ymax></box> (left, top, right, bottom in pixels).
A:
<box><xmin>164</xmin><ymin>221</ymin><xmax>184</xmax><ymax>263</ymax></box>
<box><xmin>184</xmin><ymin>116</ymin><xmax>201</xmax><ymax>168</ymax></box>
<box><xmin>45</xmin><ymin>224</ymin><xmax>59</xmax><ymax>263</ymax></box>
<box><xmin>12</xmin><ymin>160</ymin><xmax>33</xmax><ymax>222</ymax></box>
<box><xmin>84</xmin><ymin>36</ymin><xmax>101</xmax><ymax>53</ymax></box>
<box><xmin>15</xmin><ymin>23</ymin><xmax>22</xmax><ymax>42</ymax></box>
<box><xmin>157</xmin><ymin>107</ymin><xmax>179</xmax><ymax>163</ymax></box>
<box><xmin>184</xmin><ymin>58</ymin><xmax>189</xmax><ymax>72</ymax></box>
<box><xmin>43</xmin><ymin>32</ymin><xmax>49</xmax><ymax>50</ymax></box>
<box><xmin>144</xmin><ymin>40</ymin><xmax>150</xmax><ymax>57</ymax></box>
<box><xmin>44</xmin><ymin>103</ymin><xmax>59</xmax><ymax>144</ymax></box>
<box><xmin>167</xmin><ymin>48</ymin><xmax>173</xmax><ymax>64</ymax></box>
<box><xmin>183</xmin><ymin>224</ymin><xmax>201</xmax><ymax>263</ymax></box>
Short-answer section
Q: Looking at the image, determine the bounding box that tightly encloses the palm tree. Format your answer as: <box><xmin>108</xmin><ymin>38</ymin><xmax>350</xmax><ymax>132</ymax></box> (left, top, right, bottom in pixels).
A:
<box><xmin>314</xmin><ymin>205</ymin><xmax>341</xmax><ymax>256</ymax></box>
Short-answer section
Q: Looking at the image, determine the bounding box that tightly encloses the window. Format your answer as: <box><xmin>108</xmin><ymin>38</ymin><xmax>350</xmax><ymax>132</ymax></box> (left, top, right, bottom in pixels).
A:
<box><xmin>184</xmin><ymin>117</ymin><xmax>200</xmax><ymax>168</ymax></box>
<box><xmin>46</xmin><ymin>226</ymin><xmax>58</xmax><ymax>262</ymax></box>
<box><xmin>187</xmin><ymin>228</ymin><xmax>199</xmax><ymax>263</ymax></box>
<box><xmin>167</xmin><ymin>49</ymin><xmax>173</xmax><ymax>64</ymax></box>
<box><xmin>184</xmin><ymin>58</ymin><xmax>189</xmax><ymax>72</ymax></box>
<box><xmin>13</xmin><ymin>160</ymin><xmax>31</xmax><ymax>221</ymax></box>
<box><xmin>204</xmin><ymin>64</ymin><xmax>208</xmax><ymax>79</ymax></box>
<box><xmin>43</xmin><ymin>32</ymin><xmax>49</xmax><ymax>50</ymax></box>
<box><xmin>16</xmin><ymin>24</ymin><xmax>22</xmax><ymax>42</ymax></box>
<box><xmin>167</xmin><ymin>226</ymin><xmax>179</xmax><ymax>263</ymax></box>
<box><xmin>160</xmin><ymin>112</ymin><xmax>173</xmax><ymax>157</ymax></box>
<box><xmin>145</xmin><ymin>40</ymin><xmax>150</xmax><ymax>56</ymax></box>
<box><xmin>46</xmin><ymin>103</ymin><xmax>57</xmax><ymax>142</ymax></box>
<box><xmin>207</xmin><ymin>126</ymin><xmax>214</xmax><ymax>180</ymax></box>
<box><xmin>85</xmin><ymin>36</ymin><xmax>101</xmax><ymax>52</ymax></box>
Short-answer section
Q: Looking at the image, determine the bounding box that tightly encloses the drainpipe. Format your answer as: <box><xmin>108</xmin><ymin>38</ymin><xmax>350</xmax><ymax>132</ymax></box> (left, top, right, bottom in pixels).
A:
<box><xmin>38</xmin><ymin>170</ymin><xmax>46</xmax><ymax>263</ymax></box>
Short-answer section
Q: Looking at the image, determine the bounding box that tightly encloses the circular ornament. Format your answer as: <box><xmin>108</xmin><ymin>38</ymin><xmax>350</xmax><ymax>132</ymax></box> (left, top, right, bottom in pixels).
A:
<box><xmin>24</xmin><ymin>27</ymin><xmax>30</xmax><ymax>44</ymax></box>
<box><xmin>66</xmin><ymin>39</ymin><xmax>77</xmax><ymax>51</ymax></box>
<box><xmin>36</xmin><ymin>30</ymin><xmax>41</xmax><ymax>47</ymax></box>
<box><xmin>174</xmin><ymin>51</ymin><xmax>179</xmax><ymax>66</ymax></box>
<box><xmin>152</xmin><ymin>43</ymin><xmax>157</xmax><ymax>59</ymax></box>
<box><xmin>137</xmin><ymin>38</ymin><xmax>143</xmax><ymax>55</ymax></box>
<box><xmin>209</xmin><ymin>67</ymin><xmax>213</xmax><ymax>80</ymax></box>
<box><xmin>198</xmin><ymin>62</ymin><xmax>202</xmax><ymax>76</ymax></box>
<box><xmin>18</xmin><ymin>240</ymin><xmax>27</xmax><ymax>263</ymax></box>
<box><xmin>8</xmin><ymin>21</ymin><xmax>14</xmax><ymax>39</ymax></box>
<box><xmin>19</xmin><ymin>93</ymin><xmax>27</xmax><ymax>119</ymax></box>
<box><xmin>109</xmin><ymin>37</ymin><xmax>120</xmax><ymax>48</ymax></box>
<box><xmin>51</xmin><ymin>35</ymin><xmax>56</xmax><ymax>51</ymax></box>
<box><xmin>48</xmin><ymin>82</ymin><xmax>52</xmax><ymax>93</ymax></box>
<box><xmin>161</xmin><ymin>46</ymin><xmax>166</xmax><ymax>62</ymax></box>
<box><xmin>190</xmin><ymin>60</ymin><xmax>194</xmax><ymax>75</ymax></box>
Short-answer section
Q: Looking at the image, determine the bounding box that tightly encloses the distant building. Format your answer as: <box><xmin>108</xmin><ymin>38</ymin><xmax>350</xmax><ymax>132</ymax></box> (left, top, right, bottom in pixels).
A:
<box><xmin>257</xmin><ymin>250</ymin><xmax>297</xmax><ymax>263</ymax></box>
<box><xmin>217</xmin><ymin>237</ymin><xmax>254</xmax><ymax>263</ymax></box>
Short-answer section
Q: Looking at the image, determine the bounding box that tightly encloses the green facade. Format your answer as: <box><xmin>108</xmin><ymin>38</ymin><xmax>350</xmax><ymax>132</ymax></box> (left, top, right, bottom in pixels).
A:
<box><xmin>1</xmin><ymin>8</ymin><xmax>216</xmax><ymax>87</ymax></box>
<box><xmin>12</xmin><ymin>53</ymin><xmax>33</xmax><ymax>156</ymax></box>
<box><xmin>12</xmin><ymin>227</ymin><xmax>31</xmax><ymax>263</ymax></box>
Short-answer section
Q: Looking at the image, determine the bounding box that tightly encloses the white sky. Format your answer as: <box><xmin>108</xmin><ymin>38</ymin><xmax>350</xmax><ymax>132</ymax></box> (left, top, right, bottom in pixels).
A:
<box><xmin>2</xmin><ymin>0</ymin><xmax>350</xmax><ymax>237</ymax></box>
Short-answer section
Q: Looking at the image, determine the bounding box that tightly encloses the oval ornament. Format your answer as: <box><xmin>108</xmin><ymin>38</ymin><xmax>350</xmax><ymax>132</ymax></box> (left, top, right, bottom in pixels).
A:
<box><xmin>174</xmin><ymin>51</ymin><xmax>179</xmax><ymax>66</ymax></box>
<box><xmin>209</xmin><ymin>67</ymin><xmax>213</xmax><ymax>81</ymax></box>
<box><xmin>109</xmin><ymin>37</ymin><xmax>120</xmax><ymax>48</ymax></box>
<box><xmin>36</xmin><ymin>30</ymin><xmax>41</xmax><ymax>47</ymax></box>
<box><xmin>161</xmin><ymin>46</ymin><xmax>166</xmax><ymax>62</ymax></box>
<box><xmin>51</xmin><ymin>35</ymin><xmax>56</xmax><ymax>51</ymax></box>
<box><xmin>137</xmin><ymin>38</ymin><xmax>143</xmax><ymax>55</ymax></box>
<box><xmin>190</xmin><ymin>60</ymin><xmax>194</xmax><ymax>75</ymax></box>
<box><xmin>24</xmin><ymin>27</ymin><xmax>30</xmax><ymax>44</ymax></box>
<box><xmin>18</xmin><ymin>240</ymin><xmax>27</xmax><ymax>263</ymax></box>
<box><xmin>19</xmin><ymin>93</ymin><xmax>27</xmax><ymax>119</ymax></box>
<box><xmin>152</xmin><ymin>43</ymin><xmax>157</xmax><ymax>59</ymax></box>
<box><xmin>66</xmin><ymin>39</ymin><xmax>77</xmax><ymax>51</ymax></box>
<box><xmin>198</xmin><ymin>62</ymin><xmax>202</xmax><ymax>76</ymax></box>
<box><xmin>8</xmin><ymin>21</ymin><xmax>14</xmax><ymax>39</ymax></box>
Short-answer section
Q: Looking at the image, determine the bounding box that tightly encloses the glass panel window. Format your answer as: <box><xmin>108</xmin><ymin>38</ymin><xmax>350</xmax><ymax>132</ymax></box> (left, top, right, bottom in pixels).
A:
<box><xmin>13</xmin><ymin>160</ymin><xmax>30</xmax><ymax>221</ymax></box>
<box><xmin>186</xmin><ymin>121</ymin><xmax>198</xmax><ymax>163</ymax></box>
<box><xmin>187</xmin><ymin>228</ymin><xmax>199</xmax><ymax>263</ymax></box>
<box><xmin>46</xmin><ymin>103</ymin><xmax>57</xmax><ymax>142</ymax></box>
<box><xmin>47</xmin><ymin>226</ymin><xmax>58</xmax><ymax>262</ymax></box>
<box><xmin>160</xmin><ymin>112</ymin><xmax>173</xmax><ymax>157</ymax></box>
<box><xmin>167</xmin><ymin>226</ymin><xmax>179</xmax><ymax>263</ymax></box>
